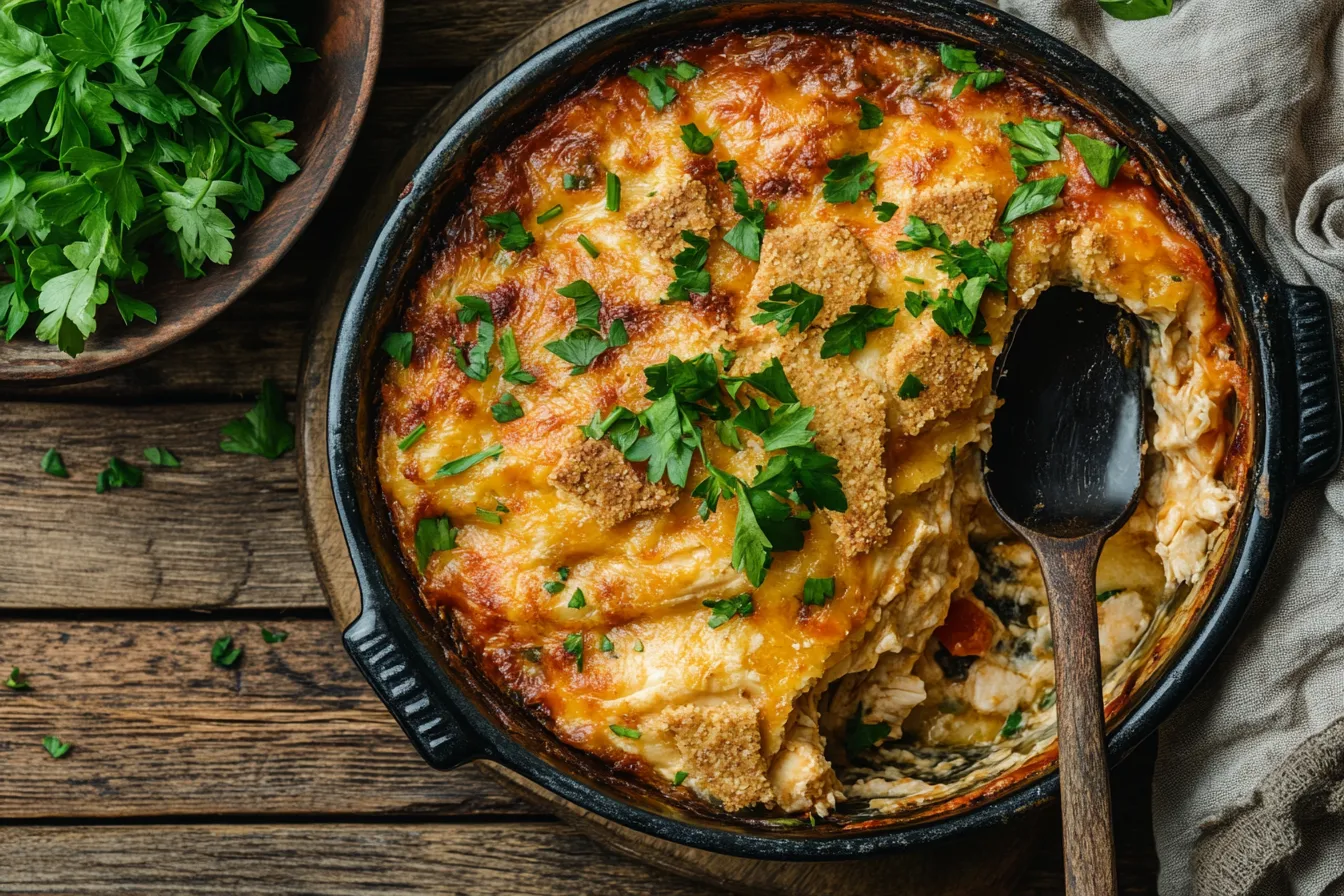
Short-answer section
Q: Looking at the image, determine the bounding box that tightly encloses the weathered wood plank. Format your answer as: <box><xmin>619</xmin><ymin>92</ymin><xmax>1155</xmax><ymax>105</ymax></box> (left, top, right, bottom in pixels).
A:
<box><xmin>0</xmin><ymin>403</ymin><xmax>323</xmax><ymax>610</ymax></box>
<box><xmin>0</xmin><ymin>621</ymin><xmax>533</xmax><ymax>819</ymax></box>
<box><xmin>383</xmin><ymin>0</ymin><xmax>567</xmax><ymax>73</ymax></box>
<box><xmin>0</xmin><ymin>822</ymin><xmax>717</xmax><ymax>895</ymax></box>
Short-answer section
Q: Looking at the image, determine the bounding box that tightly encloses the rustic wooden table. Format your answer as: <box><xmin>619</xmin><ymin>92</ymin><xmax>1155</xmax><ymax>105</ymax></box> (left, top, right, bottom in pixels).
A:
<box><xmin>0</xmin><ymin>1</ymin><xmax>1161</xmax><ymax>892</ymax></box>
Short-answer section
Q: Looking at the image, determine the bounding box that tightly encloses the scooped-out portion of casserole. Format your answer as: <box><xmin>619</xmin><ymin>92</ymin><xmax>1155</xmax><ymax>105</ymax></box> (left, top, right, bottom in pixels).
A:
<box><xmin>376</xmin><ymin>31</ymin><xmax>1245</xmax><ymax>817</ymax></box>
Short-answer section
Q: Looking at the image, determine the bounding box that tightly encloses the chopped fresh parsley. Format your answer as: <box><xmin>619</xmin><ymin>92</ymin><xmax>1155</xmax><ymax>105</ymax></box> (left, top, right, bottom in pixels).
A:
<box><xmin>679</xmin><ymin>123</ymin><xmax>714</xmax><ymax>154</ymax></box>
<box><xmin>717</xmin><ymin>160</ymin><xmax>738</xmax><ymax>182</ymax></box>
<box><xmin>482</xmin><ymin>210</ymin><xmax>534</xmax><ymax>252</ymax></box>
<box><xmin>557</xmin><ymin>280</ymin><xmax>602</xmax><ymax>328</ymax></box>
<box><xmin>907</xmin><ymin>277</ymin><xmax>992</xmax><ymax>344</ymax></box>
<box><xmin>40</xmin><ymin>448</ymin><xmax>68</xmax><ymax>478</ymax></box>
<box><xmin>451</xmin><ymin>295</ymin><xmax>495</xmax><ymax>382</ymax></box>
<box><xmin>751</xmin><ymin>282</ymin><xmax>824</xmax><ymax>335</ymax></box>
<box><xmin>1097</xmin><ymin>0</ymin><xmax>1172</xmax><ymax>20</ymax></box>
<box><xmin>896</xmin><ymin>215</ymin><xmax>951</xmax><ymax>252</ymax></box>
<box><xmin>938</xmin><ymin>44</ymin><xmax>1005</xmax><ymax>98</ymax></box>
<box><xmin>844</xmin><ymin>704</ymin><xmax>890</xmax><ymax>755</ymax></box>
<box><xmin>606</xmin><ymin>172</ymin><xmax>621</xmax><ymax>211</ymax></box>
<box><xmin>822</xmin><ymin>153</ymin><xmax>878</xmax><ymax>204</ymax></box>
<box><xmin>704</xmin><ymin>592</ymin><xmax>754</xmax><ymax>628</ymax></box>
<box><xmin>576</xmin><ymin>234</ymin><xmax>600</xmax><ymax>258</ymax></box>
<box><xmin>673</xmin><ymin>770</ymin><xmax>688</xmax><ymax>786</ymax></box>
<box><xmin>723</xmin><ymin>178</ymin><xmax>768</xmax><ymax>261</ymax></box>
<box><xmin>897</xmin><ymin>373</ymin><xmax>926</xmax><ymax>399</ymax></box>
<box><xmin>261</xmin><ymin>627</ymin><xmax>288</xmax><ymax>644</ymax></box>
<box><xmin>536</xmin><ymin>204</ymin><xmax>563</xmax><ymax>224</ymax></box>
<box><xmin>873</xmin><ymin>200</ymin><xmax>899</xmax><ymax>222</ymax></box>
<box><xmin>665</xmin><ymin>231</ymin><xmax>711</xmax><ymax>302</ymax></box>
<box><xmin>1039</xmin><ymin>689</ymin><xmax>1057</xmax><ymax>710</ymax></box>
<box><xmin>414</xmin><ymin>517</ymin><xmax>457</xmax><ymax>572</ymax></box>
<box><xmin>820</xmin><ymin>305</ymin><xmax>898</xmax><ymax>358</ymax></box>
<box><xmin>1066</xmin><ymin>133</ymin><xmax>1130</xmax><ymax>188</ymax></box>
<box><xmin>545</xmin><ymin>282</ymin><xmax>626</xmax><ymax>375</ymax></box>
<box><xmin>802</xmin><ymin>577</ymin><xmax>835</xmax><ymax>607</ymax></box>
<box><xmin>904</xmin><ymin>276</ymin><xmax>925</xmax><ymax>285</ymax></box>
<box><xmin>498</xmin><ymin>327</ymin><xmax>536</xmax><ymax>385</ymax></box>
<box><xmin>142</xmin><ymin>447</ymin><xmax>180</xmax><ymax>468</ymax></box>
<box><xmin>1001</xmin><ymin>175</ymin><xmax>1067</xmax><ymax>224</ymax></box>
<box><xmin>543</xmin><ymin>581</ymin><xmax>564</xmax><ymax>594</ymax></box>
<box><xmin>563</xmin><ymin>173</ymin><xmax>590</xmax><ymax>190</ymax></box>
<box><xmin>627</xmin><ymin>61</ymin><xmax>701</xmax><ymax>110</ymax></box>
<box><xmin>568</xmin><ymin>589</ymin><xmax>586</xmax><ymax>609</ymax></box>
<box><xmin>398</xmin><ymin>424</ymin><xmax>427</xmax><ymax>451</ymax></box>
<box><xmin>382</xmin><ymin>331</ymin><xmax>414</xmax><ymax>366</ymax></box>
<box><xmin>6</xmin><ymin>666</ymin><xmax>30</xmax><ymax>690</ymax></box>
<box><xmin>599</xmin><ymin>634</ymin><xmax>615</xmax><ymax>654</ymax></box>
<box><xmin>610</xmin><ymin>724</ymin><xmax>641</xmax><ymax>739</ymax></box>
<box><xmin>220</xmin><ymin>379</ymin><xmax>294</xmax><ymax>459</ymax></box>
<box><xmin>1000</xmin><ymin>709</ymin><xmax>1024</xmax><ymax>738</ymax></box>
<box><xmin>211</xmin><ymin>635</ymin><xmax>242</xmax><ymax>668</ymax></box>
<box><xmin>1000</xmin><ymin>118</ymin><xmax>1063</xmax><ymax>181</ymax></box>
<box><xmin>558</xmin><ymin>567</ymin><xmax>570</xmax><ymax>581</ymax></box>
<box><xmin>95</xmin><ymin>457</ymin><xmax>143</xmax><ymax>493</ymax></box>
<box><xmin>433</xmin><ymin>444</ymin><xmax>503</xmax><ymax>478</ymax></box>
<box><xmin>633</xmin><ymin>640</ymin><xmax>644</xmax><ymax>653</ymax></box>
<box><xmin>490</xmin><ymin>393</ymin><xmax>524</xmax><ymax>423</ymax></box>
<box><xmin>734</xmin><ymin>399</ymin><xmax>816</xmax><ymax>450</ymax></box>
<box><xmin>42</xmin><ymin>736</ymin><xmax>72</xmax><ymax>760</ymax></box>
<box><xmin>857</xmin><ymin>98</ymin><xmax>884</xmax><ymax>130</ymax></box>
<box><xmin>563</xmin><ymin>632</ymin><xmax>584</xmax><ymax>671</ymax></box>
<box><xmin>1096</xmin><ymin>589</ymin><xmax>1122</xmax><ymax>602</ymax></box>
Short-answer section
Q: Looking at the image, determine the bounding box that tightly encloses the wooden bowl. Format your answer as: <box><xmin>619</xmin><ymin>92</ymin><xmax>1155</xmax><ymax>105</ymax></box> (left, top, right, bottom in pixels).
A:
<box><xmin>0</xmin><ymin>0</ymin><xmax>384</xmax><ymax>384</ymax></box>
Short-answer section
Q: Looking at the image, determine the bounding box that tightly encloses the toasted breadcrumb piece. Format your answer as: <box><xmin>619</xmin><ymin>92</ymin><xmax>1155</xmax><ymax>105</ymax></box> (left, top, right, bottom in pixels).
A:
<box><xmin>905</xmin><ymin>179</ymin><xmax>1000</xmax><ymax>245</ymax></box>
<box><xmin>745</xmin><ymin>223</ymin><xmax>876</xmax><ymax>332</ymax></box>
<box><xmin>625</xmin><ymin>175</ymin><xmax>717</xmax><ymax>259</ymax></box>
<box><xmin>653</xmin><ymin>701</ymin><xmax>775</xmax><ymax>812</ymax></box>
<box><xmin>782</xmin><ymin>341</ymin><xmax>890</xmax><ymax>557</ymax></box>
<box><xmin>886</xmin><ymin>317</ymin><xmax>990</xmax><ymax>437</ymax></box>
<box><xmin>549</xmin><ymin>439</ymin><xmax>678</xmax><ymax>528</ymax></box>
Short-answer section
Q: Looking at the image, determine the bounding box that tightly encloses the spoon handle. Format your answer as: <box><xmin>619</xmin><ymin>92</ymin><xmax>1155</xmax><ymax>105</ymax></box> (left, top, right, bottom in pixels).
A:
<box><xmin>1033</xmin><ymin>532</ymin><xmax>1118</xmax><ymax>896</ymax></box>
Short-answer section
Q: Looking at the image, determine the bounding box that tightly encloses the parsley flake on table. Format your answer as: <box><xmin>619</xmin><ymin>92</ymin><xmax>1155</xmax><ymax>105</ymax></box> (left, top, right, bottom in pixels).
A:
<box><xmin>1000</xmin><ymin>118</ymin><xmax>1063</xmax><ymax>181</ymax></box>
<box><xmin>752</xmin><ymin>282</ymin><xmax>823</xmax><ymax>335</ymax></box>
<box><xmin>220</xmin><ymin>379</ymin><xmax>294</xmax><ymax>459</ymax></box>
<box><xmin>679</xmin><ymin>122</ymin><xmax>714</xmax><ymax>154</ymax></box>
<box><xmin>665</xmin><ymin>231</ymin><xmax>711</xmax><ymax>302</ymax></box>
<box><xmin>382</xmin><ymin>332</ymin><xmax>414</xmax><ymax>366</ymax></box>
<box><xmin>897</xmin><ymin>373</ymin><xmax>926</xmax><ymax>399</ymax></box>
<box><xmin>40</xmin><ymin>448</ymin><xmax>68</xmax><ymax>478</ymax></box>
<box><xmin>568</xmin><ymin>589</ymin><xmax>586</xmax><ymax>609</ymax></box>
<box><xmin>482</xmin><ymin>210</ymin><xmax>534</xmax><ymax>251</ymax></box>
<box><xmin>211</xmin><ymin>635</ymin><xmax>242</xmax><ymax>668</ymax></box>
<box><xmin>1000</xmin><ymin>709</ymin><xmax>1024</xmax><ymax>738</ymax></box>
<box><xmin>433</xmin><ymin>444</ymin><xmax>503</xmax><ymax>478</ymax></box>
<box><xmin>627</xmin><ymin>61</ymin><xmax>701</xmax><ymax>110</ymax></box>
<box><xmin>6</xmin><ymin>666</ymin><xmax>30</xmax><ymax>690</ymax></box>
<box><xmin>260</xmin><ymin>627</ymin><xmax>288</xmax><ymax>644</ymax></box>
<box><xmin>704</xmin><ymin>592</ymin><xmax>754</xmax><ymax>629</ymax></box>
<box><xmin>610</xmin><ymin>724</ymin><xmax>641</xmax><ymax>739</ymax></box>
<box><xmin>142</xmin><ymin>446</ymin><xmax>180</xmax><ymax>467</ymax></box>
<box><xmin>563</xmin><ymin>632</ymin><xmax>584</xmax><ymax>671</ymax></box>
<box><xmin>844</xmin><ymin>705</ymin><xmax>890</xmax><ymax>755</ymax></box>
<box><xmin>938</xmin><ymin>44</ymin><xmax>1005</xmax><ymax>98</ymax></box>
<box><xmin>822</xmin><ymin>153</ymin><xmax>878</xmax><ymax>204</ymax></box>
<box><xmin>1001</xmin><ymin>175</ymin><xmax>1067</xmax><ymax>224</ymax></box>
<box><xmin>1066</xmin><ymin>133</ymin><xmax>1130</xmax><ymax>188</ymax></box>
<box><xmin>1097</xmin><ymin>0</ymin><xmax>1173</xmax><ymax>20</ymax></box>
<box><xmin>857</xmin><ymin>98</ymin><xmax>884</xmax><ymax>130</ymax></box>
<box><xmin>802</xmin><ymin>577</ymin><xmax>835</xmax><ymax>607</ymax></box>
<box><xmin>95</xmin><ymin>456</ymin><xmax>143</xmax><ymax>493</ymax></box>
<box><xmin>717</xmin><ymin>160</ymin><xmax>738</xmax><ymax>182</ymax></box>
<box><xmin>723</xmin><ymin>178</ymin><xmax>768</xmax><ymax>261</ymax></box>
<box><xmin>414</xmin><ymin>517</ymin><xmax>457</xmax><ymax>572</ymax></box>
<box><xmin>820</xmin><ymin>305</ymin><xmax>897</xmax><ymax>358</ymax></box>
<box><xmin>490</xmin><ymin>392</ymin><xmax>524</xmax><ymax>423</ymax></box>
<box><xmin>397</xmin><ymin>424</ymin><xmax>427</xmax><ymax>451</ymax></box>
<box><xmin>498</xmin><ymin>326</ymin><xmax>536</xmax><ymax>385</ymax></box>
<box><xmin>42</xmin><ymin>736</ymin><xmax>72</xmax><ymax>760</ymax></box>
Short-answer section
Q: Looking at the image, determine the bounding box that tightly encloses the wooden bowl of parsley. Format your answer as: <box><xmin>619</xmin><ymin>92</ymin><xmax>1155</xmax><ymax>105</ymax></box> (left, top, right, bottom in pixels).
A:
<box><xmin>0</xmin><ymin>0</ymin><xmax>383</xmax><ymax>383</ymax></box>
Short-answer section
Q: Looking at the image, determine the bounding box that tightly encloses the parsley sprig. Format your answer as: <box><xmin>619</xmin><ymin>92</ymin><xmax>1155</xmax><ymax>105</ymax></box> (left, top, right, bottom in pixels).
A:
<box><xmin>751</xmin><ymin>282</ymin><xmax>822</xmax><ymax>335</ymax></box>
<box><xmin>822</xmin><ymin>153</ymin><xmax>877</xmax><ymax>204</ymax></box>
<box><xmin>627</xmin><ymin>61</ymin><xmax>701</xmax><ymax>111</ymax></box>
<box><xmin>1000</xmin><ymin>118</ymin><xmax>1063</xmax><ymax>181</ymax></box>
<box><xmin>665</xmin><ymin>231</ymin><xmax>710</xmax><ymax>302</ymax></box>
<box><xmin>544</xmin><ymin>280</ymin><xmax>628</xmax><ymax>374</ymax></box>
<box><xmin>938</xmin><ymin>44</ymin><xmax>1005</xmax><ymax>98</ymax></box>
<box><xmin>723</xmin><ymin>177</ymin><xmax>768</xmax><ymax>261</ymax></box>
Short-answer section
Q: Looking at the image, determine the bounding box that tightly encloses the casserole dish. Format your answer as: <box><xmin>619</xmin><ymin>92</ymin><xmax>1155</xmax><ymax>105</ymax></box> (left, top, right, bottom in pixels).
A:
<box><xmin>328</xmin><ymin>0</ymin><xmax>1341</xmax><ymax>858</ymax></box>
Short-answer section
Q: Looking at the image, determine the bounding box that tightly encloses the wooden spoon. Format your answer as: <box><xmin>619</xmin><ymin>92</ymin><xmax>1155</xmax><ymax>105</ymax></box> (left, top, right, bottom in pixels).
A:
<box><xmin>983</xmin><ymin>286</ymin><xmax>1147</xmax><ymax>896</ymax></box>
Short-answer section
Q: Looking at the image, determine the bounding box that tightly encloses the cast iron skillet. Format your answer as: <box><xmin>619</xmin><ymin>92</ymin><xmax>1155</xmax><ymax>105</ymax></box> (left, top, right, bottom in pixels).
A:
<box><xmin>328</xmin><ymin>0</ymin><xmax>1342</xmax><ymax>859</ymax></box>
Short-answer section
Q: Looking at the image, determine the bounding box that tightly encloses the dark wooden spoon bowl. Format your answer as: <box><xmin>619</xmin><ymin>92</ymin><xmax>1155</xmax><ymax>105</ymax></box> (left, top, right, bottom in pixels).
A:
<box><xmin>0</xmin><ymin>0</ymin><xmax>384</xmax><ymax>385</ymax></box>
<box><xmin>984</xmin><ymin>286</ymin><xmax>1148</xmax><ymax>896</ymax></box>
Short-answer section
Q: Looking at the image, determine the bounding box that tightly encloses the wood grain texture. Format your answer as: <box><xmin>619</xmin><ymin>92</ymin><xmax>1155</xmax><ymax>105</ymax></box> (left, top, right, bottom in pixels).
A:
<box><xmin>0</xmin><ymin>620</ymin><xmax>532</xmax><ymax>819</ymax></box>
<box><xmin>0</xmin><ymin>403</ymin><xmax>322</xmax><ymax>610</ymax></box>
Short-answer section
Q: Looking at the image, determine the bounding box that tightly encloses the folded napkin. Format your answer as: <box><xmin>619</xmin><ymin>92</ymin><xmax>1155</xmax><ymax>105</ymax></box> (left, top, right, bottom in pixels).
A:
<box><xmin>994</xmin><ymin>1</ymin><xmax>1344</xmax><ymax>892</ymax></box>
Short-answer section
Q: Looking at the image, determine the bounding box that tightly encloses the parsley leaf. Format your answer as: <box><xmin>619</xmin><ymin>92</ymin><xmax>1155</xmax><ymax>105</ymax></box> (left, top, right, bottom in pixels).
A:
<box><xmin>261</xmin><ymin>627</ymin><xmax>288</xmax><ymax>644</ymax></box>
<box><xmin>938</xmin><ymin>44</ymin><xmax>1005</xmax><ymax>98</ymax></box>
<box><xmin>665</xmin><ymin>231</ymin><xmax>711</xmax><ymax>302</ymax></box>
<box><xmin>42</xmin><ymin>736</ymin><xmax>72</xmax><ymax>759</ymax></box>
<box><xmin>40</xmin><ymin>448</ymin><xmax>68</xmax><ymax>478</ymax></box>
<box><xmin>563</xmin><ymin>173</ymin><xmax>590</xmax><ymax>190</ymax></box>
<box><xmin>557</xmin><ymin>280</ymin><xmax>601</xmax><ymax>328</ymax></box>
<box><xmin>673</xmin><ymin>770</ymin><xmax>688</xmax><ymax>786</ymax></box>
<box><xmin>1097</xmin><ymin>588</ymin><xmax>1122</xmax><ymax>602</ymax></box>
<box><xmin>1001</xmin><ymin>175</ymin><xmax>1067</xmax><ymax>224</ymax></box>
<box><xmin>211</xmin><ymin>635</ymin><xmax>242</xmax><ymax>668</ymax></box>
<box><xmin>599</xmin><ymin>634</ymin><xmax>615</xmax><ymax>653</ymax></box>
<box><xmin>844</xmin><ymin>705</ymin><xmax>890</xmax><ymax>754</ymax></box>
<box><xmin>1066</xmin><ymin>133</ymin><xmax>1130</xmax><ymax>189</ymax></box>
<box><xmin>822</xmin><ymin>153</ymin><xmax>878</xmax><ymax>204</ymax></box>
<box><xmin>543</xmin><ymin>580</ymin><xmax>564</xmax><ymax>594</ymax></box>
<box><xmin>857</xmin><ymin>98</ymin><xmax>884</xmax><ymax>130</ymax></box>
<box><xmin>482</xmin><ymin>210</ymin><xmax>534</xmax><ymax>251</ymax></box>
<box><xmin>751</xmin><ymin>282</ymin><xmax>823</xmax><ymax>334</ymax></box>
<box><xmin>433</xmin><ymin>444</ymin><xmax>503</xmax><ymax>478</ymax></box>
<box><xmin>679</xmin><ymin>123</ymin><xmax>713</xmax><ymax>154</ymax></box>
<box><xmin>610</xmin><ymin>724</ymin><xmax>641</xmax><ymax>739</ymax></box>
<box><xmin>726</xmin><ymin>357</ymin><xmax>798</xmax><ymax>403</ymax></box>
<box><xmin>142</xmin><ymin>446</ymin><xmax>180</xmax><ymax>468</ymax></box>
<box><xmin>802</xmin><ymin>577</ymin><xmax>835</xmax><ymax>606</ymax></box>
<box><xmin>1097</xmin><ymin>0</ymin><xmax>1173</xmax><ymax>20</ymax></box>
<box><xmin>703</xmin><ymin>592</ymin><xmax>754</xmax><ymax>628</ymax></box>
<box><xmin>627</xmin><ymin>61</ymin><xmax>701</xmax><ymax>110</ymax></box>
<box><xmin>873</xmin><ymin>201</ymin><xmax>899</xmax><ymax>222</ymax></box>
<box><xmin>1000</xmin><ymin>118</ymin><xmax>1063</xmax><ymax>181</ymax></box>
<box><xmin>414</xmin><ymin>517</ymin><xmax>457</xmax><ymax>572</ymax></box>
<box><xmin>717</xmin><ymin>160</ymin><xmax>738</xmax><ymax>182</ymax></box>
<box><xmin>897</xmin><ymin>373</ymin><xmax>926</xmax><ymax>399</ymax></box>
<box><xmin>563</xmin><ymin>632</ymin><xmax>584</xmax><ymax>671</ymax></box>
<box><xmin>490</xmin><ymin>392</ymin><xmax>524</xmax><ymax>423</ymax></box>
<box><xmin>95</xmin><ymin>456</ymin><xmax>143</xmax><ymax>493</ymax></box>
<box><xmin>545</xmin><ymin>281</ymin><xmax>626</xmax><ymax>374</ymax></box>
<box><xmin>1000</xmin><ymin>709</ymin><xmax>1024</xmax><ymax>737</ymax></box>
<box><xmin>545</xmin><ymin>328</ymin><xmax>614</xmax><ymax>375</ymax></box>
<box><xmin>820</xmin><ymin>305</ymin><xmax>897</xmax><ymax>358</ymax></box>
<box><xmin>220</xmin><ymin>379</ymin><xmax>294</xmax><ymax>459</ymax></box>
<box><xmin>897</xmin><ymin>216</ymin><xmax>952</xmax><ymax>252</ymax></box>
<box><xmin>498</xmin><ymin>327</ymin><xmax>536</xmax><ymax>384</ymax></box>
<box><xmin>452</xmin><ymin>296</ymin><xmax>495</xmax><ymax>381</ymax></box>
<box><xmin>6</xmin><ymin>666</ymin><xmax>31</xmax><ymax>689</ymax></box>
<box><xmin>723</xmin><ymin>178</ymin><xmax>768</xmax><ymax>261</ymax></box>
<box><xmin>568</xmin><ymin>589</ymin><xmax>586</xmax><ymax>609</ymax></box>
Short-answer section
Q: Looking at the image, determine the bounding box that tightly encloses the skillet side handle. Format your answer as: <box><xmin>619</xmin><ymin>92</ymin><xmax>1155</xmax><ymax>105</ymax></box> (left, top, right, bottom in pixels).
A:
<box><xmin>343</xmin><ymin>599</ymin><xmax>483</xmax><ymax>770</ymax></box>
<box><xmin>1280</xmin><ymin>282</ymin><xmax>1343</xmax><ymax>488</ymax></box>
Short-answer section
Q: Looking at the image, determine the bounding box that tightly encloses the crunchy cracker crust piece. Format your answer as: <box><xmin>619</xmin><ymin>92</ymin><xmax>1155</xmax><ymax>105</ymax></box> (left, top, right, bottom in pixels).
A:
<box><xmin>905</xmin><ymin>179</ymin><xmax>1001</xmax><ymax>245</ymax></box>
<box><xmin>745</xmin><ymin>222</ymin><xmax>876</xmax><ymax>332</ymax></box>
<box><xmin>654</xmin><ymin>701</ymin><xmax>775</xmax><ymax>812</ymax></box>
<box><xmin>549</xmin><ymin>439</ymin><xmax>678</xmax><ymax>528</ymax></box>
<box><xmin>886</xmin><ymin>316</ymin><xmax>991</xmax><ymax>437</ymax></box>
<box><xmin>625</xmin><ymin>175</ymin><xmax>717</xmax><ymax>259</ymax></box>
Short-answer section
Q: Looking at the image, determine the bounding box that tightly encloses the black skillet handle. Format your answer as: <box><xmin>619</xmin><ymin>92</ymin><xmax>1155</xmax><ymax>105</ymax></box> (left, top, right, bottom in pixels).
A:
<box><xmin>343</xmin><ymin>597</ymin><xmax>484</xmax><ymax>770</ymax></box>
<box><xmin>1279</xmin><ymin>281</ymin><xmax>1342</xmax><ymax>488</ymax></box>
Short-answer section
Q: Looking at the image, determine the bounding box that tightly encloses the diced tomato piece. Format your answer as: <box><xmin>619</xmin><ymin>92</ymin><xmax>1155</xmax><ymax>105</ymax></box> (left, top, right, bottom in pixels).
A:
<box><xmin>935</xmin><ymin>597</ymin><xmax>996</xmax><ymax>657</ymax></box>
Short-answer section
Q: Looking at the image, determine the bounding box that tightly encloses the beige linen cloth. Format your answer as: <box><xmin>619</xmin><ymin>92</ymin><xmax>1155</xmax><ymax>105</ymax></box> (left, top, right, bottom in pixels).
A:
<box><xmin>992</xmin><ymin>1</ymin><xmax>1344</xmax><ymax>893</ymax></box>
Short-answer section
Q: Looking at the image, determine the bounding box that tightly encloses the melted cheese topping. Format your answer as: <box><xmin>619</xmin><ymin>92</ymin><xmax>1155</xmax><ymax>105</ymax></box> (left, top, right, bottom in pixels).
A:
<box><xmin>377</xmin><ymin>32</ymin><xmax>1242</xmax><ymax>817</ymax></box>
